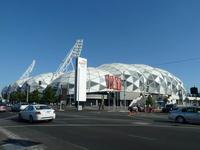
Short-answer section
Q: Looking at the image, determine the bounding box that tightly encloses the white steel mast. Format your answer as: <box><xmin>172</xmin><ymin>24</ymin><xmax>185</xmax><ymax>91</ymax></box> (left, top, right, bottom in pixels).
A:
<box><xmin>53</xmin><ymin>39</ymin><xmax>83</xmax><ymax>79</ymax></box>
<box><xmin>19</xmin><ymin>60</ymin><xmax>36</xmax><ymax>80</ymax></box>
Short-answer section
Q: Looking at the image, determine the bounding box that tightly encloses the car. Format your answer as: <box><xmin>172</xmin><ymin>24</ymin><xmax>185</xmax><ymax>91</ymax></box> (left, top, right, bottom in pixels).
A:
<box><xmin>19</xmin><ymin>102</ymin><xmax>29</xmax><ymax>111</ymax></box>
<box><xmin>0</xmin><ymin>103</ymin><xmax>7</xmax><ymax>112</ymax></box>
<box><xmin>11</xmin><ymin>102</ymin><xmax>29</xmax><ymax>112</ymax></box>
<box><xmin>168</xmin><ymin>106</ymin><xmax>200</xmax><ymax>123</ymax></box>
<box><xmin>18</xmin><ymin>104</ymin><xmax>56</xmax><ymax>123</ymax></box>
<box><xmin>162</xmin><ymin>104</ymin><xmax>177</xmax><ymax>113</ymax></box>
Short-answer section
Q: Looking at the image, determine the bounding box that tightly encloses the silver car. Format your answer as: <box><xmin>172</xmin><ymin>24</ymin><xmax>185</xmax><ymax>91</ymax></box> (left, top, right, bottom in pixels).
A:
<box><xmin>168</xmin><ymin>106</ymin><xmax>200</xmax><ymax>123</ymax></box>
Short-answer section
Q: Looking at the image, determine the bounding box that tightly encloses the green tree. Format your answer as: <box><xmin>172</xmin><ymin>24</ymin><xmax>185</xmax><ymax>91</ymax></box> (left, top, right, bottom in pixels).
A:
<box><xmin>42</xmin><ymin>87</ymin><xmax>56</xmax><ymax>103</ymax></box>
<box><xmin>163</xmin><ymin>96</ymin><xmax>169</xmax><ymax>105</ymax></box>
<box><xmin>146</xmin><ymin>95</ymin><xmax>153</xmax><ymax>106</ymax></box>
<box><xmin>10</xmin><ymin>91</ymin><xmax>26</xmax><ymax>102</ymax></box>
<box><xmin>29</xmin><ymin>90</ymin><xmax>40</xmax><ymax>103</ymax></box>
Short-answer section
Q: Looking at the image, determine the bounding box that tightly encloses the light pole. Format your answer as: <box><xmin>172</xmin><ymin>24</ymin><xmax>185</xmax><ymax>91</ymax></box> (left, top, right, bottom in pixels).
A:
<box><xmin>123</xmin><ymin>71</ymin><xmax>126</xmax><ymax>110</ymax></box>
<box><xmin>7</xmin><ymin>85</ymin><xmax>11</xmax><ymax>103</ymax></box>
<box><xmin>178</xmin><ymin>89</ymin><xmax>183</xmax><ymax>105</ymax></box>
<box><xmin>68</xmin><ymin>83</ymin><xmax>71</xmax><ymax>107</ymax></box>
<box><xmin>60</xmin><ymin>84</ymin><xmax>63</xmax><ymax>110</ymax></box>
<box><xmin>26</xmin><ymin>83</ymin><xmax>29</xmax><ymax>103</ymax></box>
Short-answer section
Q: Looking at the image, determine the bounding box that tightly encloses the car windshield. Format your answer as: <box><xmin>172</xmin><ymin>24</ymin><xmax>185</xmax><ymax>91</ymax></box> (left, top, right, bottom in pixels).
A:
<box><xmin>35</xmin><ymin>105</ymin><xmax>51</xmax><ymax>110</ymax></box>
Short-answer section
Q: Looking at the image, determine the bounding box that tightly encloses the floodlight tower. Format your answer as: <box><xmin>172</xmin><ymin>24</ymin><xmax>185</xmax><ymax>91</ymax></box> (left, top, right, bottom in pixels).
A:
<box><xmin>52</xmin><ymin>39</ymin><xmax>83</xmax><ymax>108</ymax></box>
<box><xmin>53</xmin><ymin>39</ymin><xmax>83</xmax><ymax>80</ymax></box>
<box><xmin>6</xmin><ymin>60</ymin><xmax>36</xmax><ymax>102</ymax></box>
<box><xmin>19</xmin><ymin>60</ymin><xmax>36</xmax><ymax>80</ymax></box>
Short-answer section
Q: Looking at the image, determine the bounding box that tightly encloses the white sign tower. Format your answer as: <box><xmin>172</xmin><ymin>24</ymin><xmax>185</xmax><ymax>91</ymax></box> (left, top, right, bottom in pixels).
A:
<box><xmin>75</xmin><ymin>57</ymin><xmax>87</xmax><ymax>111</ymax></box>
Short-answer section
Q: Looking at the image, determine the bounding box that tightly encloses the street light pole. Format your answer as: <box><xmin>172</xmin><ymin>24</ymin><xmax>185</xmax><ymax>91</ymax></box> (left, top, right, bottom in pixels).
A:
<box><xmin>68</xmin><ymin>83</ymin><xmax>71</xmax><ymax>107</ymax></box>
<box><xmin>26</xmin><ymin>84</ymin><xmax>29</xmax><ymax>103</ymax></box>
<box><xmin>123</xmin><ymin>71</ymin><xmax>126</xmax><ymax>110</ymax></box>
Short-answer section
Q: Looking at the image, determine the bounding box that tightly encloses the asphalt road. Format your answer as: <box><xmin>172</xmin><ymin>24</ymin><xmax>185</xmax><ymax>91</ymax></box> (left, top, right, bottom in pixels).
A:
<box><xmin>0</xmin><ymin>110</ymin><xmax>200</xmax><ymax>150</ymax></box>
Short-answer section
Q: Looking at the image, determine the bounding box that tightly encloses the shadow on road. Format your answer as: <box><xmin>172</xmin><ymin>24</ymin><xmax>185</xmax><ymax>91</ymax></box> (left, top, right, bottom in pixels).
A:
<box><xmin>10</xmin><ymin>117</ymin><xmax>54</xmax><ymax>125</ymax></box>
<box><xmin>1</xmin><ymin>138</ymin><xmax>42</xmax><ymax>148</ymax></box>
<box><xmin>153</xmin><ymin>119</ymin><xmax>200</xmax><ymax>126</ymax></box>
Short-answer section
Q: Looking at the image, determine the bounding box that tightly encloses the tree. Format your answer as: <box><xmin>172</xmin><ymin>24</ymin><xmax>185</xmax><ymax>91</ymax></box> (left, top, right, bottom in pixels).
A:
<box><xmin>163</xmin><ymin>96</ymin><xmax>169</xmax><ymax>105</ymax></box>
<box><xmin>9</xmin><ymin>91</ymin><xmax>26</xmax><ymax>102</ymax></box>
<box><xmin>146</xmin><ymin>95</ymin><xmax>153</xmax><ymax>106</ymax></box>
<box><xmin>29</xmin><ymin>90</ymin><xmax>40</xmax><ymax>103</ymax></box>
<box><xmin>42</xmin><ymin>87</ymin><xmax>56</xmax><ymax>103</ymax></box>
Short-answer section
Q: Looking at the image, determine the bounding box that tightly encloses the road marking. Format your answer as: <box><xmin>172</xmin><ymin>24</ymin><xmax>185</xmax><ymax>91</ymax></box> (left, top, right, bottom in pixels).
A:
<box><xmin>68</xmin><ymin>142</ymin><xmax>89</xmax><ymax>150</ymax></box>
<box><xmin>0</xmin><ymin>127</ymin><xmax>20</xmax><ymax>139</ymax></box>
<box><xmin>1</xmin><ymin>124</ymin><xmax>141</xmax><ymax>128</ymax></box>
<box><xmin>0</xmin><ymin>114</ymin><xmax>18</xmax><ymax>121</ymax></box>
<box><xmin>133</xmin><ymin>121</ymin><xmax>151</xmax><ymax>125</ymax></box>
<box><xmin>128</xmin><ymin>134</ymin><xmax>157</xmax><ymax>141</ymax></box>
<box><xmin>1</xmin><ymin>123</ymin><xmax>200</xmax><ymax>131</ymax></box>
<box><xmin>56</xmin><ymin>117</ymin><xmax>133</xmax><ymax>123</ymax></box>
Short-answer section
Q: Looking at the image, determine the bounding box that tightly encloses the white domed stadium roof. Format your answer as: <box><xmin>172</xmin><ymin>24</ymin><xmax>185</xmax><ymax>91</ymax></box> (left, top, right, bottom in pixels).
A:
<box><xmin>50</xmin><ymin>67</ymin><xmax>113</xmax><ymax>94</ymax></box>
<box><xmin>48</xmin><ymin>63</ymin><xmax>186</xmax><ymax>98</ymax></box>
<box><xmin>6</xmin><ymin>63</ymin><xmax>186</xmax><ymax>99</ymax></box>
<box><xmin>6</xmin><ymin>78</ymin><xmax>31</xmax><ymax>93</ymax></box>
<box><xmin>22</xmin><ymin>73</ymin><xmax>54</xmax><ymax>92</ymax></box>
<box><xmin>98</xmin><ymin>63</ymin><xmax>185</xmax><ymax>96</ymax></box>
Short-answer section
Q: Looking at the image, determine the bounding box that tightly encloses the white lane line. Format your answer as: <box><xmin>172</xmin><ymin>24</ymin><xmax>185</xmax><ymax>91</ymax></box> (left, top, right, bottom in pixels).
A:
<box><xmin>1</xmin><ymin>124</ymin><xmax>141</xmax><ymax>128</ymax></box>
<box><xmin>69</xmin><ymin>142</ymin><xmax>89</xmax><ymax>150</ymax></box>
<box><xmin>56</xmin><ymin>117</ymin><xmax>133</xmax><ymax>122</ymax></box>
<box><xmin>2</xmin><ymin>123</ymin><xmax>200</xmax><ymax>130</ymax></box>
<box><xmin>129</xmin><ymin>134</ymin><xmax>157</xmax><ymax>141</ymax></box>
<box><xmin>0</xmin><ymin>127</ymin><xmax>20</xmax><ymax>139</ymax></box>
<box><xmin>133</xmin><ymin>121</ymin><xmax>151</xmax><ymax>125</ymax></box>
<box><xmin>0</xmin><ymin>115</ymin><xmax>18</xmax><ymax>121</ymax></box>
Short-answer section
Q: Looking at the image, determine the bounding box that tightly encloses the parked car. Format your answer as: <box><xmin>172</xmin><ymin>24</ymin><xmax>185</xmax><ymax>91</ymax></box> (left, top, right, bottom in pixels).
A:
<box><xmin>18</xmin><ymin>104</ymin><xmax>56</xmax><ymax>123</ymax></box>
<box><xmin>11</xmin><ymin>102</ymin><xmax>29</xmax><ymax>112</ymax></box>
<box><xmin>162</xmin><ymin>104</ymin><xmax>178</xmax><ymax>113</ymax></box>
<box><xmin>0</xmin><ymin>103</ymin><xmax>7</xmax><ymax>112</ymax></box>
<box><xmin>168</xmin><ymin>106</ymin><xmax>200</xmax><ymax>123</ymax></box>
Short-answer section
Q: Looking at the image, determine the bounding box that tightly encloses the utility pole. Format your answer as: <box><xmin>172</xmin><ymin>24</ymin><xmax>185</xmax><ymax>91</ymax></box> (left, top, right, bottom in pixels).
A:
<box><xmin>123</xmin><ymin>71</ymin><xmax>126</xmax><ymax>110</ymax></box>
<box><xmin>26</xmin><ymin>84</ymin><xmax>29</xmax><ymax>103</ymax></box>
<box><xmin>68</xmin><ymin>83</ymin><xmax>71</xmax><ymax>107</ymax></box>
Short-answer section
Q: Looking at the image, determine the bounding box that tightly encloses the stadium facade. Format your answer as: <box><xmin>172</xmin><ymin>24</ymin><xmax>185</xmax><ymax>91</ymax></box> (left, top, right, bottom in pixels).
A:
<box><xmin>2</xmin><ymin>63</ymin><xmax>185</xmax><ymax>106</ymax></box>
<box><xmin>1</xmin><ymin>40</ymin><xmax>186</xmax><ymax>106</ymax></box>
<box><xmin>49</xmin><ymin>63</ymin><xmax>186</xmax><ymax>96</ymax></box>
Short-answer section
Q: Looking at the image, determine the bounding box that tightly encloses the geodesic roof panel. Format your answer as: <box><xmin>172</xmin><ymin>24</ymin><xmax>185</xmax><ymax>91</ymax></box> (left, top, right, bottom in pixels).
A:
<box><xmin>8</xmin><ymin>63</ymin><xmax>186</xmax><ymax>99</ymax></box>
<box><xmin>49</xmin><ymin>67</ymin><xmax>113</xmax><ymax>93</ymax></box>
<box><xmin>21</xmin><ymin>73</ymin><xmax>54</xmax><ymax>92</ymax></box>
<box><xmin>98</xmin><ymin>63</ymin><xmax>186</xmax><ymax>97</ymax></box>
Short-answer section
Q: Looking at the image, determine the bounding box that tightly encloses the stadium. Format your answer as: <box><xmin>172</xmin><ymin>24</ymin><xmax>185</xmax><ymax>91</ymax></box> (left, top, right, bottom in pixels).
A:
<box><xmin>2</xmin><ymin>40</ymin><xmax>186</xmax><ymax>107</ymax></box>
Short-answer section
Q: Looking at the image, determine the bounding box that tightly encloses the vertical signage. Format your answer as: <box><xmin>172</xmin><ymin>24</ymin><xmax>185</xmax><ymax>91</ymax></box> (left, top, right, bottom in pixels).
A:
<box><xmin>75</xmin><ymin>57</ymin><xmax>87</xmax><ymax>102</ymax></box>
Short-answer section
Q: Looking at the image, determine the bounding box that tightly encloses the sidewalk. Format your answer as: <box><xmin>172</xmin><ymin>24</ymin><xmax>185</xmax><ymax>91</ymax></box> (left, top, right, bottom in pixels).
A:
<box><xmin>54</xmin><ymin>105</ymin><xmax>130</xmax><ymax>112</ymax></box>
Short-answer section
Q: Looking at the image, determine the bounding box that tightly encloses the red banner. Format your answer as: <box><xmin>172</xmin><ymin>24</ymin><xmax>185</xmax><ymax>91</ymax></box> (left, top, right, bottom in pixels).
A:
<box><xmin>105</xmin><ymin>75</ymin><xmax>122</xmax><ymax>91</ymax></box>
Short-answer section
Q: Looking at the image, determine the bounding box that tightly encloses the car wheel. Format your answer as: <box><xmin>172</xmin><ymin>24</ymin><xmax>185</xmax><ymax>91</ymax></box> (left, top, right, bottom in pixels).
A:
<box><xmin>29</xmin><ymin>115</ymin><xmax>33</xmax><ymax>123</ymax></box>
<box><xmin>18</xmin><ymin>114</ymin><xmax>22</xmax><ymax>121</ymax></box>
<box><xmin>176</xmin><ymin>116</ymin><xmax>185</xmax><ymax>123</ymax></box>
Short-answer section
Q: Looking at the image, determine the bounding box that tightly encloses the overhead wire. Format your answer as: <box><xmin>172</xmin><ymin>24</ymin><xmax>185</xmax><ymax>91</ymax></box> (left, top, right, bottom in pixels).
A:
<box><xmin>153</xmin><ymin>57</ymin><xmax>200</xmax><ymax>66</ymax></box>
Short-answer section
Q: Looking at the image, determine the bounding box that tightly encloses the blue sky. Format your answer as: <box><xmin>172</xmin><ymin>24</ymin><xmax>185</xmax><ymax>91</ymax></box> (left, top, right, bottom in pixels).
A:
<box><xmin>0</xmin><ymin>0</ymin><xmax>200</xmax><ymax>91</ymax></box>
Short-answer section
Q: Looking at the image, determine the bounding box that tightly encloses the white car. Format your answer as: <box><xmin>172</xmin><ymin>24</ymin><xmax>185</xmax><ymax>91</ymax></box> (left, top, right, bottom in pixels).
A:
<box><xmin>11</xmin><ymin>103</ymin><xmax>29</xmax><ymax>112</ymax></box>
<box><xmin>18</xmin><ymin>104</ymin><xmax>56</xmax><ymax>122</ymax></box>
<box><xmin>20</xmin><ymin>103</ymin><xmax>29</xmax><ymax>111</ymax></box>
